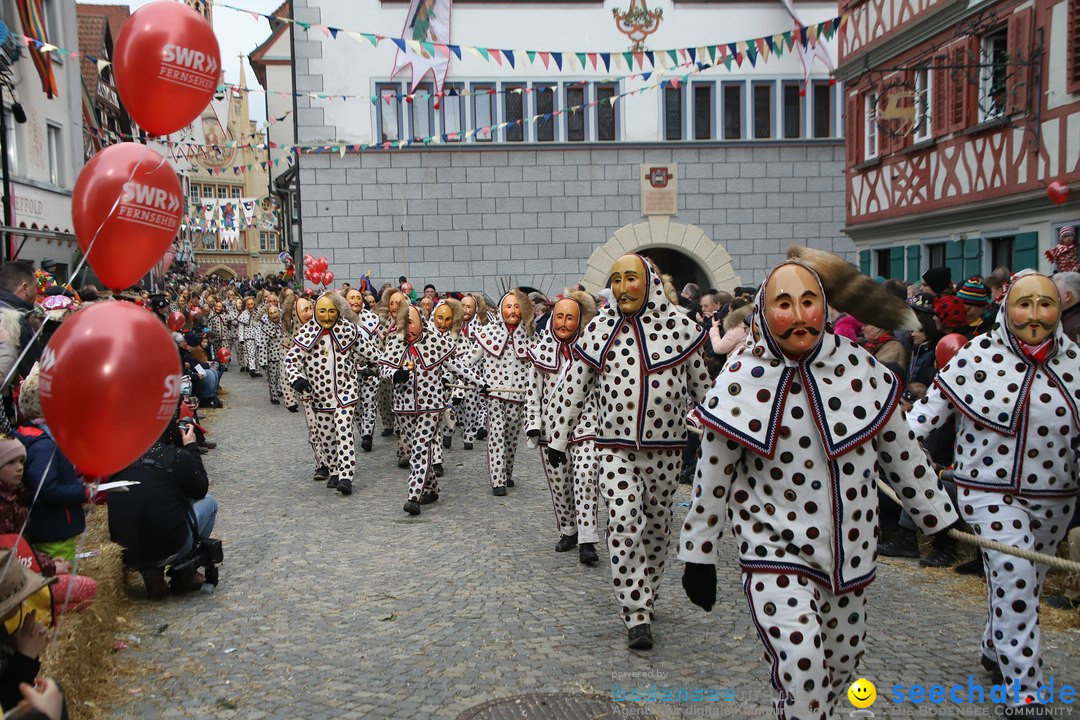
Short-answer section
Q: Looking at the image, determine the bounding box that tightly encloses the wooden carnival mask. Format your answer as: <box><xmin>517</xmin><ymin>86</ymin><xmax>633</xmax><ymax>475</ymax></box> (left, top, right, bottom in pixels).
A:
<box><xmin>501</xmin><ymin>293</ymin><xmax>522</xmax><ymax>328</ymax></box>
<box><xmin>433</xmin><ymin>303</ymin><xmax>454</xmax><ymax>332</ymax></box>
<box><xmin>345</xmin><ymin>288</ymin><xmax>364</xmax><ymax>315</ymax></box>
<box><xmin>551</xmin><ymin>297</ymin><xmax>581</xmax><ymax>342</ymax></box>
<box><xmin>315</xmin><ymin>295</ymin><xmax>339</xmax><ymax>329</ymax></box>
<box><xmin>763</xmin><ymin>263</ymin><xmax>825</xmax><ymax>358</ymax></box>
<box><xmin>405</xmin><ymin>306</ymin><xmax>423</xmax><ymax>343</ymax></box>
<box><xmin>461</xmin><ymin>295</ymin><xmax>476</xmax><ymax>322</ymax></box>
<box><xmin>1006</xmin><ymin>274</ymin><xmax>1060</xmax><ymax>346</ymax></box>
<box><xmin>609</xmin><ymin>255</ymin><xmax>647</xmax><ymax>316</ymax></box>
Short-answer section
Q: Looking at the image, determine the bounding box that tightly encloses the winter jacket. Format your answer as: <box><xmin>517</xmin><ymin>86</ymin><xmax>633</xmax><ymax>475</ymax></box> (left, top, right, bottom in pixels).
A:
<box><xmin>14</xmin><ymin>425</ymin><xmax>86</xmax><ymax>544</ymax></box>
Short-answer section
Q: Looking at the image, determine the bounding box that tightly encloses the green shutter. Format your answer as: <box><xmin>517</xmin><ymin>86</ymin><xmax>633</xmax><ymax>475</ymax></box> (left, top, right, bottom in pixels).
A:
<box><xmin>946</xmin><ymin>240</ymin><xmax>964</xmax><ymax>281</ymax></box>
<box><xmin>889</xmin><ymin>247</ymin><xmax>905</xmax><ymax>280</ymax></box>
<box><xmin>906</xmin><ymin>245</ymin><xmax>922</xmax><ymax>283</ymax></box>
<box><xmin>963</xmin><ymin>236</ymin><xmax>983</xmax><ymax>278</ymax></box>
<box><xmin>1012</xmin><ymin>232</ymin><xmax>1039</xmax><ymax>271</ymax></box>
<box><xmin>859</xmin><ymin>250</ymin><xmax>871</xmax><ymax>275</ymax></box>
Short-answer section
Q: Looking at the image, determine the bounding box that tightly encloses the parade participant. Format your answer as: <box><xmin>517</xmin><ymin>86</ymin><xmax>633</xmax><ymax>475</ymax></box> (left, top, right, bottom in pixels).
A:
<box><xmin>459</xmin><ymin>294</ymin><xmax>489</xmax><ymax>448</ymax></box>
<box><xmin>418</xmin><ymin>295</ymin><xmax>434</xmax><ymax>319</ymax></box>
<box><xmin>909</xmin><ymin>269</ymin><xmax>1079</xmax><ymax>710</ymax></box>
<box><xmin>346</xmin><ymin>288</ymin><xmax>381</xmax><ymax>452</ymax></box>
<box><xmin>285</xmin><ymin>292</ymin><xmax>373</xmax><ymax>497</ymax></box>
<box><xmin>281</xmin><ymin>294</ymin><xmax>328</xmax><ymax>481</ymax></box>
<box><xmin>380</xmin><ymin>304</ymin><xmax>486</xmax><ymax>515</ymax></box>
<box><xmin>679</xmin><ymin>246</ymin><xmax>958</xmax><ymax>718</ymax></box>
<box><xmin>261</xmin><ymin>305</ymin><xmax>284</xmax><ymax>405</ymax></box>
<box><xmin>375</xmin><ymin>290</ymin><xmax>408</xmax><ymax>442</ymax></box>
<box><xmin>547</xmin><ymin>255</ymin><xmax>710</xmax><ymax>649</ymax></box>
<box><xmin>207</xmin><ymin>299</ymin><xmax>229</xmax><ymax>364</ymax></box>
<box><xmin>224</xmin><ymin>288</ymin><xmax>242</xmax><ymax>370</ymax></box>
<box><xmin>473</xmin><ymin>290</ymin><xmax>534</xmax><ymax>496</ymax></box>
<box><xmin>428</xmin><ymin>299</ymin><xmax>460</xmax><ymax>474</ymax></box>
<box><xmin>237</xmin><ymin>297</ymin><xmax>264</xmax><ymax>378</ymax></box>
<box><xmin>525</xmin><ymin>291</ymin><xmax>601</xmax><ymax>565</ymax></box>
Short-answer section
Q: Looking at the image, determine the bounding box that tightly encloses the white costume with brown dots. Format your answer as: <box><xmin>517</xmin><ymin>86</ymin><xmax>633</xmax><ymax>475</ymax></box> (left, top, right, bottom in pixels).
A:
<box><xmin>261</xmin><ymin>312</ymin><xmax>283</xmax><ymax>403</ymax></box>
<box><xmin>224</xmin><ymin>300</ymin><xmax>242</xmax><ymax>367</ymax></box>
<box><xmin>284</xmin><ymin>315</ymin><xmax>374</xmax><ymax>485</ymax></box>
<box><xmin>473</xmin><ymin>307</ymin><xmax>533</xmax><ymax>490</ymax></box>
<box><xmin>681</xmin><ymin>265</ymin><xmax>958</xmax><ymax>720</ymax></box>
<box><xmin>237</xmin><ymin>307</ymin><xmax>265</xmax><ymax>372</ymax></box>
<box><xmin>526</xmin><ymin>327</ymin><xmax>601</xmax><ymax>544</ymax></box>
<box><xmin>379</xmin><ymin>328</ymin><xmax>484</xmax><ymax>502</ymax></box>
<box><xmin>549</xmin><ymin>260</ymin><xmax>710</xmax><ymax>630</ymax></box>
<box><xmin>354</xmin><ymin>308</ymin><xmax>382</xmax><ymax>441</ymax></box>
<box><xmin>908</xmin><ymin>278</ymin><xmax>1079</xmax><ymax>709</ymax></box>
<box><xmin>457</xmin><ymin>321</ymin><xmax>486</xmax><ymax>443</ymax></box>
<box><xmin>207</xmin><ymin>309</ymin><xmax>229</xmax><ymax>357</ymax></box>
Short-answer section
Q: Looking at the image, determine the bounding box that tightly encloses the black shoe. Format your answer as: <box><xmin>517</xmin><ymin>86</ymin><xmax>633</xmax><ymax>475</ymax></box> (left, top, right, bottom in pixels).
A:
<box><xmin>286</xmin><ymin>404</ymin><xmax>298</xmax><ymax>413</ymax></box>
<box><xmin>920</xmin><ymin>535</ymin><xmax>957</xmax><ymax>568</ymax></box>
<box><xmin>270</xmin><ymin>398</ymin><xmax>280</xmax><ymax>405</ymax></box>
<box><xmin>419</xmin><ymin>492</ymin><xmax>439</xmax><ymax>505</ymax></box>
<box><xmin>506</xmin><ymin>478</ymin><xmax>515</xmax><ymax>488</ymax></box>
<box><xmin>579</xmin><ymin>543</ymin><xmax>599</xmax><ymax>565</ymax></box>
<box><xmin>956</xmin><ymin>556</ymin><xmax>985</xmax><ymax>575</ymax></box>
<box><xmin>200</xmin><ymin>441</ymin><xmax>217</xmax><ymax>449</ymax></box>
<box><xmin>628</xmin><ymin>624</ymin><xmax>653</xmax><ymax>650</ymax></box>
<box><xmin>492</xmin><ymin>486</ymin><xmax>507</xmax><ymax>497</ymax></box>
<box><xmin>442</xmin><ymin>435</ymin><xmax>451</xmax><ymax>449</ymax></box>
<box><xmin>878</xmin><ymin>530</ymin><xmax>919</xmax><ymax>558</ymax></box>
<box><xmin>1045</xmin><ymin>594</ymin><xmax>1080</xmax><ymax>610</ymax></box>
<box><xmin>555</xmin><ymin>533</ymin><xmax>578</xmax><ymax>552</ymax></box>
<box><xmin>326</xmin><ymin>475</ymin><xmax>339</xmax><ymax>490</ymax></box>
<box><xmin>361</xmin><ymin>435</ymin><xmax>372</xmax><ymax>452</ymax></box>
<box><xmin>678</xmin><ymin>472</ymin><xmax>693</xmax><ymax>485</ymax></box>
<box><xmin>476</xmin><ymin>428</ymin><xmax>488</xmax><ymax>440</ymax></box>
<box><xmin>381</xmin><ymin>428</ymin><xmax>395</xmax><ymax>437</ymax></box>
<box><xmin>980</xmin><ymin>654</ymin><xmax>1004</xmax><ymax>686</ymax></box>
<box><xmin>433</xmin><ymin>463</ymin><xmax>444</xmax><ymax>477</ymax></box>
<box><xmin>403</xmin><ymin>501</ymin><xmax>421</xmax><ymax>516</ymax></box>
<box><xmin>336</xmin><ymin>478</ymin><xmax>353</xmax><ymax>496</ymax></box>
<box><xmin>397</xmin><ymin>456</ymin><xmax>409</xmax><ymax>469</ymax></box>
<box><xmin>314</xmin><ymin>465</ymin><xmax>330</xmax><ymax>482</ymax></box>
<box><xmin>464</xmin><ymin>441</ymin><xmax>473</xmax><ymax>450</ymax></box>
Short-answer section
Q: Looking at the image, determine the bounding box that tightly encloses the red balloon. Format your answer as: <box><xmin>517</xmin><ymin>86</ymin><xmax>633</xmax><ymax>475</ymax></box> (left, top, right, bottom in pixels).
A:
<box><xmin>72</xmin><ymin>143</ymin><xmax>182</xmax><ymax>290</ymax></box>
<box><xmin>39</xmin><ymin>302</ymin><xmax>182</xmax><ymax>476</ymax></box>
<box><xmin>312</xmin><ymin>257</ymin><xmax>328</xmax><ymax>273</ymax></box>
<box><xmin>1048</xmin><ymin>180</ymin><xmax>1070</xmax><ymax>206</ymax></box>
<box><xmin>322</xmin><ymin>271</ymin><xmax>334</xmax><ymax>286</ymax></box>
<box><xmin>166</xmin><ymin>311</ymin><xmax>185</xmax><ymax>332</ymax></box>
<box><xmin>303</xmin><ymin>254</ymin><xmax>314</xmax><ymax>267</ymax></box>
<box><xmin>935</xmin><ymin>333</ymin><xmax>968</xmax><ymax>369</ymax></box>
<box><xmin>113</xmin><ymin>2</ymin><xmax>221</xmax><ymax>136</ymax></box>
<box><xmin>216</xmin><ymin>347</ymin><xmax>231</xmax><ymax>364</ymax></box>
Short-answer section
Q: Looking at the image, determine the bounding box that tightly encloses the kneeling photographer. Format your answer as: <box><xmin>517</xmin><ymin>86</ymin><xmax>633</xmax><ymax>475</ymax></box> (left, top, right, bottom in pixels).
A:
<box><xmin>107</xmin><ymin>405</ymin><xmax>220</xmax><ymax>599</ymax></box>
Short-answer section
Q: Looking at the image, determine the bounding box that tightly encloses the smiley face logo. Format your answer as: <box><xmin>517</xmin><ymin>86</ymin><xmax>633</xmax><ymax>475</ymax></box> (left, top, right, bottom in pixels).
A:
<box><xmin>848</xmin><ymin>678</ymin><xmax>876</xmax><ymax>709</ymax></box>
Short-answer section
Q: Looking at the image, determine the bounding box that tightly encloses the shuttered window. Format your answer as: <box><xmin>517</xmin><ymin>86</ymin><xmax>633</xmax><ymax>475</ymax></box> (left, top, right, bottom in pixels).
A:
<box><xmin>1069</xmin><ymin>0</ymin><xmax>1080</xmax><ymax>94</ymax></box>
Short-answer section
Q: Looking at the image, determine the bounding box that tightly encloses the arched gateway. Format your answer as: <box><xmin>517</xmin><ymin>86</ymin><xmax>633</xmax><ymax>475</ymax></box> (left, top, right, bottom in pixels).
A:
<box><xmin>579</xmin><ymin>217</ymin><xmax>741</xmax><ymax>294</ymax></box>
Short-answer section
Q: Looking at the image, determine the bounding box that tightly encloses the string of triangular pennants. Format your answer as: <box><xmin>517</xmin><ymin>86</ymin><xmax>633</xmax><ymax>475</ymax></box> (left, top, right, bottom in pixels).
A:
<box><xmin>82</xmin><ymin>126</ymin><xmax>297</xmax><ymax>175</ymax></box>
<box><xmin>181</xmin><ymin>196</ymin><xmax>282</xmax><ymax>234</ymax></box>
<box><xmin>217</xmin><ymin>3</ymin><xmax>844</xmax><ymax>74</ymax></box>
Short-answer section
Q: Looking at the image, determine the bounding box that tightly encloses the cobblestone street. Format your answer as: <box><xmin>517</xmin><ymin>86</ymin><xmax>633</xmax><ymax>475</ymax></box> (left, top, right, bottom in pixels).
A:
<box><xmin>112</xmin><ymin>373</ymin><xmax>1079</xmax><ymax>720</ymax></box>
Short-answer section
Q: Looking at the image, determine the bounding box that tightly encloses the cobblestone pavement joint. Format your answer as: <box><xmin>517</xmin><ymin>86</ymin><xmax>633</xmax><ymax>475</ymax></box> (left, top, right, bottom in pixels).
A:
<box><xmin>113</xmin><ymin>373</ymin><xmax>1079</xmax><ymax>719</ymax></box>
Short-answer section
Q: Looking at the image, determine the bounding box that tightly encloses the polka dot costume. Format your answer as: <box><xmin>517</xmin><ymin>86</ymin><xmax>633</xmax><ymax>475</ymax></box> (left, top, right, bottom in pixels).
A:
<box><xmin>261</xmin><ymin>312</ymin><xmax>283</xmax><ymax>403</ymax></box>
<box><xmin>681</xmin><ymin>261</ymin><xmax>958</xmax><ymax>717</ymax></box>
<box><xmin>238</xmin><ymin>306</ymin><xmax>266</xmax><ymax>372</ymax></box>
<box><xmin>908</xmin><ymin>272</ymin><xmax>1080</xmax><ymax>707</ymax></box>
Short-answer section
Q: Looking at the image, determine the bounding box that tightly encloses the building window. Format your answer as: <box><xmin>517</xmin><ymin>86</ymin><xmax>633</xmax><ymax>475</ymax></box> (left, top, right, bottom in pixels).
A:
<box><xmin>440</xmin><ymin>84</ymin><xmax>464</xmax><ymax>141</ymax></box>
<box><xmin>864</xmin><ymin>91</ymin><xmax>878</xmax><ymax>160</ymax></box>
<box><xmin>189</xmin><ymin>183</ymin><xmax>201</xmax><ymax>201</ymax></box>
<box><xmin>565</xmin><ymin>84</ymin><xmax>586</xmax><ymax>142</ymax></box>
<box><xmin>979</xmin><ymin>28</ymin><xmax>1008</xmax><ymax>122</ymax></box>
<box><xmin>812</xmin><ymin>82</ymin><xmax>833</xmax><ymax>138</ymax></box>
<box><xmin>596</xmin><ymin>84</ymin><xmax>617</xmax><ymax>141</ymax></box>
<box><xmin>782</xmin><ymin>82</ymin><xmax>803</xmax><ymax>139</ymax></box>
<box><xmin>990</xmin><ymin>235</ymin><xmax>1014</xmax><ymax>270</ymax></box>
<box><xmin>913</xmin><ymin>68</ymin><xmax>932</xmax><ymax>142</ymax></box>
<box><xmin>875</xmin><ymin>248</ymin><xmax>891</xmax><ymax>278</ymax></box>
<box><xmin>42</xmin><ymin>0</ymin><xmax>61</xmax><ymax>46</ymax></box>
<box><xmin>410</xmin><ymin>83</ymin><xmax>435</xmax><ymax>142</ymax></box>
<box><xmin>376</xmin><ymin>83</ymin><xmax>402</xmax><ymax>143</ymax></box>
<box><xmin>535</xmin><ymin>84</ymin><xmax>556</xmax><ymax>142</ymax></box>
<box><xmin>218</xmin><ymin>186</ymin><xmax>229</xmax><ymax>199</ymax></box>
<box><xmin>472</xmin><ymin>84</ymin><xmax>495</xmax><ymax>142</ymax></box>
<box><xmin>664</xmin><ymin>85</ymin><xmax>683</xmax><ymax>141</ymax></box>
<box><xmin>693</xmin><ymin>84</ymin><xmax>713</xmax><ymax>140</ymax></box>
<box><xmin>46</xmin><ymin>124</ymin><xmax>62</xmax><ymax>186</ymax></box>
<box><xmin>503</xmin><ymin>85</ymin><xmax>525</xmax><ymax>142</ymax></box>
<box><xmin>926</xmin><ymin>241</ymin><xmax>946</xmax><ymax>269</ymax></box>
<box><xmin>231</xmin><ymin>187</ymin><xmax>241</xmax><ymax>198</ymax></box>
<box><xmin>4</xmin><ymin>110</ymin><xmax>18</xmax><ymax>177</ymax></box>
<box><xmin>1069</xmin><ymin>0</ymin><xmax>1080</xmax><ymax>93</ymax></box>
<box><xmin>260</xmin><ymin>232</ymin><xmax>277</xmax><ymax>252</ymax></box>
<box><xmin>722</xmin><ymin>83</ymin><xmax>743</xmax><ymax>139</ymax></box>
<box><xmin>752</xmin><ymin>82</ymin><xmax>773</xmax><ymax>139</ymax></box>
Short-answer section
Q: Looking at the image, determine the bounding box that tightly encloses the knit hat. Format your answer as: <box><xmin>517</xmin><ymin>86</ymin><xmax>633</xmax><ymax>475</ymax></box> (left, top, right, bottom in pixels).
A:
<box><xmin>956</xmin><ymin>278</ymin><xmax>990</xmax><ymax>306</ymax></box>
<box><xmin>922</xmin><ymin>267</ymin><xmax>952</xmax><ymax>295</ymax></box>
<box><xmin>184</xmin><ymin>332</ymin><xmax>201</xmax><ymax>347</ymax></box>
<box><xmin>0</xmin><ymin>436</ymin><xmax>25</xmax><ymax>468</ymax></box>
<box><xmin>908</xmin><ymin>292</ymin><xmax>936</xmax><ymax>315</ymax></box>
<box><xmin>1061</xmin><ymin>225</ymin><xmax>1077</xmax><ymax>241</ymax></box>
<box><xmin>18</xmin><ymin>363</ymin><xmax>41</xmax><ymax>421</ymax></box>
<box><xmin>934</xmin><ymin>295</ymin><xmax>967</xmax><ymax>330</ymax></box>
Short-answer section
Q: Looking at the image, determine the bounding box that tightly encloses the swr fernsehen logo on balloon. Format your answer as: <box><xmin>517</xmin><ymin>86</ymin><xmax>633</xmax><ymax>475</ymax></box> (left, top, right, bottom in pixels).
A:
<box><xmin>160</xmin><ymin>43</ymin><xmax>218</xmax><ymax>93</ymax></box>
<box><xmin>117</xmin><ymin>182</ymin><xmax>182</xmax><ymax>233</ymax></box>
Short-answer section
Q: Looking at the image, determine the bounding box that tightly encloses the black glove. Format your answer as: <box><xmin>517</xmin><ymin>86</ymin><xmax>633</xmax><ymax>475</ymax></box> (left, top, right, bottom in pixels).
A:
<box><xmin>291</xmin><ymin>378</ymin><xmax>311</xmax><ymax>393</ymax></box>
<box><xmin>681</xmin><ymin>563</ymin><xmax>717</xmax><ymax>612</ymax></box>
<box><xmin>359</xmin><ymin>366</ymin><xmax>375</xmax><ymax>378</ymax></box>
<box><xmin>546</xmin><ymin>447</ymin><xmax>567</xmax><ymax>468</ymax></box>
<box><xmin>393</xmin><ymin>369</ymin><xmax>410</xmax><ymax>384</ymax></box>
<box><xmin>480</xmin><ymin>384</ymin><xmax>491</xmax><ymax>394</ymax></box>
<box><xmin>286</xmin><ymin>404</ymin><xmax>299</xmax><ymax>413</ymax></box>
<box><xmin>526</xmin><ymin>429</ymin><xmax>540</xmax><ymax>438</ymax></box>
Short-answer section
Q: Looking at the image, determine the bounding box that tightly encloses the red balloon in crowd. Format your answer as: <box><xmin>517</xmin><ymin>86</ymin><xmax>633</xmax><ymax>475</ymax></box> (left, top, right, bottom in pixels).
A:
<box><xmin>312</xmin><ymin>257</ymin><xmax>328</xmax><ymax>274</ymax></box>
<box><xmin>303</xmin><ymin>254</ymin><xmax>314</xmax><ymax>267</ymax></box>
<box><xmin>166</xmin><ymin>311</ymin><xmax>186</xmax><ymax>332</ymax></box>
<box><xmin>935</xmin><ymin>333</ymin><xmax>969</xmax><ymax>369</ymax></box>
<box><xmin>72</xmin><ymin>143</ymin><xmax>183</xmax><ymax>291</ymax></box>
<box><xmin>113</xmin><ymin>2</ymin><xmax>221</xmax><ymax>136</ymax></box>
<box><xmin>1048</xmin><ymin>181</ymin><xmax>1070</xmax><ymax>206</ymax></box>
<box><xmin>39</xmin><ymin>302</ymin><xmax>183</xmax><ymax>477</ymax></box>
<box><xmin>216</xmin><ymin>347</ymin><xmax>231</xmax><ymax>364</ymax></box>
<box><xmin>322</xmin><ymin>271</ymin><xmax>334</xmax><ymax>286</ymax></box>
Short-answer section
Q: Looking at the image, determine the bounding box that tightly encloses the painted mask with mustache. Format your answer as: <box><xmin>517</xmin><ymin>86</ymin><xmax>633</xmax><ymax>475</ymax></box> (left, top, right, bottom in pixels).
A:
<box><xmin>764</xmin><ymin>263</ymin><xmax>825</xmax><ymax>358</ymax></box>
<box><xmin>1006</xmin><ymin>274</ymin><xmax>1060</xmax><ymax>346</ymax></box>
<box><xmin>609</xmin><ymin>255</ymin><xmax>647</xmax><ymax>316</ymax></box>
